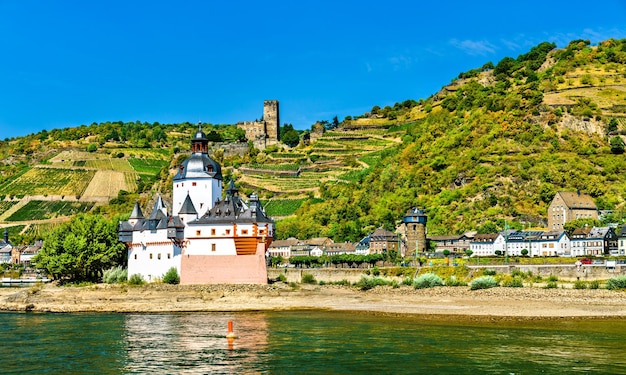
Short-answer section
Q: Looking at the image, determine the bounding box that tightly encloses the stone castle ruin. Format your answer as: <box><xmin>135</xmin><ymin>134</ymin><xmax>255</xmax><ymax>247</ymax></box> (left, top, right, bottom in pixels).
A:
<box><xmin>237</xmin><ymin>100</ymin><xmax>280</xmax><ymax>150</ymax></box>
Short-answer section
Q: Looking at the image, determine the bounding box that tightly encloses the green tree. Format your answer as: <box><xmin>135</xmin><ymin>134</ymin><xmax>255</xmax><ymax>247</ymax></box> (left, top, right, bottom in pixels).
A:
<box><xmin>563</xmin><ymin>218</ymin><xmax>600</xmax><ymax>237</ymax></box>
<box><xmin>281</xmin><ymin>129</ymin><xmax>300</xmax><ymax>147</ymax></box>
<box><xmin>610</xmin><ymin>136</ymin><xmax>624</xmax><ymax>154</ymax></box>
<box><xmin>607</xmin><ymin>118</ymin><xmax>619</xmax><ymax>133</ymax></box>
<box><xmin>33</xmin><ymin>214</ymin><xmax>127</xmax><ymax>282</ymax></box>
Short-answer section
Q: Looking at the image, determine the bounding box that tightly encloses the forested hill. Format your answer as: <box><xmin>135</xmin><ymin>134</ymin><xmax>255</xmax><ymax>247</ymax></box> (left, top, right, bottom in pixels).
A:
<box><xmin>275</xmin><ymin>38</ymin><xmax>626</xmax><ymax>239</ymax></box>
<box><xmin>2</xmin><ymin>39</ymin><xmax>626</xmax><ymax>244</ymax></box>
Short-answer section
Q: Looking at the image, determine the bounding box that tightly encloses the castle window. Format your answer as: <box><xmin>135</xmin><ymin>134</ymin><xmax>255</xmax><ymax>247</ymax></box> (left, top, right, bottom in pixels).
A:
<box><xmin>167</xmin><ymin>253</ymin><xmax>171</xmax><ymax>259</ymax></box>
<box><xmin>150</xmin><ymin>253</ymin><xmax>153</xmax><ymax>259</ymax></box>
<box><xmin>242</xmin><ymin>229</ymin><xmax>248</xmax><ymax>235</ymax></box>
<box><xmin>192</xmin><ymin>182</ymin><xmax>197</xmax><ymax>187</ymax></box>
<box><xmin>211</xmin><ymin>229</ymin><xmax>216</xmax><ymax>235</ymax></box>
<box><xmin>158</xmin><ymin>253</ymin><xmax>161</xmax><ymax>260</ymax></box>
<box><xmin>226</xmin><ymin>229</ymin><xmax>231</xmax><ymax>235</ymax></box>
<box><xmin>134</xmin><ymin>254</ymin><xmax>137</xmax><ymax>260</ymax></box>
<box><xmin>196</xmin><ymin>230</ymin><xmax>201</xmax><ymax>236</ymax></box>
<box><xmin>212</xmin><ymin>244</ymin><xmax>216</xmax><ymax>252</ymax></box>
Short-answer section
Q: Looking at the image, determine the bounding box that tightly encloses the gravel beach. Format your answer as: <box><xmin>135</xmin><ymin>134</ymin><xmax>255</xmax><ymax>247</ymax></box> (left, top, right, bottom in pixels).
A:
<box><xmin>2</xmin><ymin>283</ymin><xmax>626</xmax><ymax>320</ymax></box>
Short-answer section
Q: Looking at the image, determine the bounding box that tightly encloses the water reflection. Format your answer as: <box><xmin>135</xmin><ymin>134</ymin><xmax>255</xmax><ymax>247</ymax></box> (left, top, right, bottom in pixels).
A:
<box><xmin>123</xmin><ymin>312</ymin><xmax>269</xmax><ymax>374</ymax></box>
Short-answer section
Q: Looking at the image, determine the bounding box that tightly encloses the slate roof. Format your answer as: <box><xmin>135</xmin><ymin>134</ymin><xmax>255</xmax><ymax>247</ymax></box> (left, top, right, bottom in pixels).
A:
<box><xmin>179</xmin><ymin>193</ymin><xmax>197</xmax><ymax>215</ymax></box>
<box><xmin>190</xmin><ymin>182</ymin><xmax>273</xmax><ymax>225</ymax></box>
<box><xmin>129</xmin><ymin>202</ymin><xmax>144</xmax><ymax>219</ymax></box>
<box><xmin>173</xmin><ymin>127</ymin><xmax>222</xmax><ymax>181</ymax></box>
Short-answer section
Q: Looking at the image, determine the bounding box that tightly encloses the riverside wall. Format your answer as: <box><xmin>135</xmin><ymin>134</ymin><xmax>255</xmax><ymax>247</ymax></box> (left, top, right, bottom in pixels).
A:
<box><xmin>268</xmin><ymin>265</ymin><xmax>626</xmax><ymax>283</ymax></box>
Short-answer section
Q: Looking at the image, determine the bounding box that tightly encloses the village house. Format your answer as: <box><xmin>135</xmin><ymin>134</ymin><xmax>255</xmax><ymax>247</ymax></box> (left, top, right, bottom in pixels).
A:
<box><xmin>469</xmin><ymin>233</ymin><xmax>498</xmax><ymax>256</ymax></box>
<box><xmin>548</xmin><ymin>191</ymin><xmax>598</xmax><ymax>231</ymax></box>
<box><xmin>14</xmin><ymin>240</ymin><xmax>43</xmax><ymax>265</ymax></box>
<box><xmin>537</xmin><ymin>231</ymin><xmax>570</xmax><ymax>257</ymax></box>
<box><xmin>324</xmin><ymin>242</ymin><xmax>357</xmax><ymax>256</ymax></box>
<box><xmin>428</xmin><ymin>232</ymin><xmax>475</xmax><ymax>255</ymax></box>
<box><xmin>570</xmin><ymin>227</ymin><xmax>593</xmax><ymax>257</ymax></box>
<box><xmin>617</xmin><ymin>226</ymin><xmax>626</xmax><ymax>256</ymax></box>
<box><xmin>355</xmin><ymin>235</ymin><xmax>371</xmax><ymax>255</ymax></box>
<box><xmin>267</xmin><ymin>238</ymin><xmax>298</xmax><ymax>258</ymax></box>
<box><xmin>369</xmin><ymin>228</ymin><xmax>403</xmax><ymax>255</ymax></box>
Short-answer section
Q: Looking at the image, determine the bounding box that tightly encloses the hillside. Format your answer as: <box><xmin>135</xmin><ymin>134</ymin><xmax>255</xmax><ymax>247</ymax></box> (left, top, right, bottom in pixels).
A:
<box><xmin>1</xmin><ymin>38</ymin><xmax>626</xmax><ymax>244</ymax></box>
<box><xmin>275</xmin><ymin>38</ymin><xmax>626</xmax><ymax>240</ymax></box>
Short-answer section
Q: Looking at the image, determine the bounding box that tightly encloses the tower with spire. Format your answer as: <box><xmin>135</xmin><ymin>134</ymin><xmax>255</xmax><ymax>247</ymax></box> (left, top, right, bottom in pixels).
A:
<box><xmin>172</xmin><ymin>123</ymin><xmax>222</xmax><ymax>217</ymax></box>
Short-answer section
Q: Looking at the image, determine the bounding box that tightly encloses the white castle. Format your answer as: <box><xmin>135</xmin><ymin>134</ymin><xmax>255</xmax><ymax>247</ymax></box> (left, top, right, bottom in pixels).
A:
<box><xmin>119</xmin><ymin>125</ymin><xmax>274</xmax><ymax>284</ymax></box>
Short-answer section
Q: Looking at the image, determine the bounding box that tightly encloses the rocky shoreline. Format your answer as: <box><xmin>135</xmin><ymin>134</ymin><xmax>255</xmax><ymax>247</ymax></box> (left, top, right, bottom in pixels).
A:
<box><xmin>2</xmin><ymin>283</ymin><xmax>626</xmax><ymax>320</ymax></box>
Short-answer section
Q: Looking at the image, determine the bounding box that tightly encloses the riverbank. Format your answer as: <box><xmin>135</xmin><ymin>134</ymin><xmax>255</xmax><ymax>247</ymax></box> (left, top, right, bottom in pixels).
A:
<box><xmin>2</xmin><ymin>283</ymin><xmax>626</xmax><ymax>319</ymax></box>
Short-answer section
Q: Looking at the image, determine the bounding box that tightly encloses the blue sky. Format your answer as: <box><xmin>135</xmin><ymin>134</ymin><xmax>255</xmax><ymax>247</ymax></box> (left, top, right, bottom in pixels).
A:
<box><xmin>1</xmin><ymin>1</ymin><xmax>626</xmax><ymax>139</ymax></box>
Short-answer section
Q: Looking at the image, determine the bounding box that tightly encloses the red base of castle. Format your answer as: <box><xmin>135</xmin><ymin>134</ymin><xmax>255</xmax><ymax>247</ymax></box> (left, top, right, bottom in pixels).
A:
<box><xmin>179</xmin><ymin>245</ymin><xmax>268</xmax><ymax>284</ymax></box>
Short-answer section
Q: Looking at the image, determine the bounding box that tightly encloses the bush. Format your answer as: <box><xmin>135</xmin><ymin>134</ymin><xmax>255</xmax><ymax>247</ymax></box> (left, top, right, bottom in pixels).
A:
<box><xmin>413</xmin><ymin>273</ymin><xmax>444</xmax><ymax>289</ymax></box>
<box><xmin>589</xmin><ymin>280</ymin><xmax>600</xmax><ymax>290</ymax></box>
<box><xmin>547</xmin><ymin>275</ymin><xmax>558</xmax><ymax>282</ymax></box>
<box><xmin>544</xmin><ymin>281</ymin><xmax>558</xmax><ymax>289</ymax></box>
<box><xmin>162</xmin><ymin>267</ymin><xmax>180</xmax><ymax>285</ymax></box>
<box><xmin>483</xmin><ymin>269</ymin><xmax>497</xmax><ymax>276</ymax></box>
<box><xmin>128</xmin><ymin>273</ymin><xmax>145</xmax><ymax>286</ymax></box>
<box><xmin>573</xmin><ymin>280</ymin><xmax>587</xmax><ymax>289</ymax></box>
<box><xmin>102</xmin><ymin>266</ymin><xmax>127</xmax><ymax>284</ymax></box>
<box><xmin>301</xmin><ymin>273</ymin><xmax>317</xmax><ymax>284</ymax></box>
<box><xmin>372</xmin><ymin>266</ymin><xmax>380</xmax><ymax>276</ymax></box>
<box><xmin>445</xmin><ymin>276</ymin><xmax>466</xmax><ymax>287</ymax></box>
<box><xmin>355</xmin><ymin>276</ymin><xmax>391</xmax><ymax>291</ymax></box>
<box><xmin>278</xmin><ymin>273</ymin><xmax>287</xmax><ymax>282</ymax></box>
<box><xmin>470</xmin><ymin>276</ymin><xmax>498</xmax><ymax>290</ymax></box>
<box><xmin>501</xmin><ymin>276</ymin><xmax>524</xmax><ymax>288</ymax></box>
<box><xmin>402</xmin><ymin>277</ymin><xmax>413</xmax><ymax>286</ymax></box>
<box><xmin>510</xmin><ymin>269</ymin><xmax>526</xmax><ymax>278</ymax></box>
<box><xmin>606</xmin><ymin>276</ymin><xmax>626</xmax><ymax>290</ymax></box>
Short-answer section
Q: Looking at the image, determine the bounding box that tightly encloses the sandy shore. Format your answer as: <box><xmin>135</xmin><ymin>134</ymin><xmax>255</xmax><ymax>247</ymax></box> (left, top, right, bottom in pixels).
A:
<box><xmin>2</xmin><ymin>283</ymin><xmax>626</xmax><ymax>320</ymax></box>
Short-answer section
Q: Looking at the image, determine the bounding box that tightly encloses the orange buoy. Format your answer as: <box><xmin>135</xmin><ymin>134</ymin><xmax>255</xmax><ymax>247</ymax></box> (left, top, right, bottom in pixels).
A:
<box><xmin>226</xmin><ymin>320</ymin><xmax>237</xmax><ymax>339</ymax></box>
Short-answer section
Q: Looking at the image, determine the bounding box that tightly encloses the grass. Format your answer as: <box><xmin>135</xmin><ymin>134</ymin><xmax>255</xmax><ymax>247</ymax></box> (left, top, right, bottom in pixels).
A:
<box><xmin>6</xmin><ymin>200</ymin><xmax>95</xmax><ymax>221</ymax></box>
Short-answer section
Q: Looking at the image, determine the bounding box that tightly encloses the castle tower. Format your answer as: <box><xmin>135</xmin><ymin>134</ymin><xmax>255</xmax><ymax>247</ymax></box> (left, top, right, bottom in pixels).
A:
<box><xmin>264</xmin><ymin>100</ymin><xmax>279</xmax><ymax>142</ymax></box>
<box><xmin>402</xmin><ymin>207</ymin><xmax>427</xmax><ymax>257</ymax></box>
<box><xmin>172</xmin><ymin>124</ymin><xmax>223</xmax><ymax>217</ymax></box>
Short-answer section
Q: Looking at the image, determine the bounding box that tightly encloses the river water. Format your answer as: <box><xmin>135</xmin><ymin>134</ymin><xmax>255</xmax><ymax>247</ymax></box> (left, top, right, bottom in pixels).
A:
<box><xmin>1</xmin><ymin>311</ymin><xmax>625</xmax><ymax>374</ymax></box>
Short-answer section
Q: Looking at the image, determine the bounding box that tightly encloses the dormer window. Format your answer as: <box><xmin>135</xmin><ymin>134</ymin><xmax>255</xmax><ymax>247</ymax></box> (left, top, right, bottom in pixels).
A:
<box><xmin>207</xmin><ymin>165</ymin><xmax>213</xmax><ymax>173</ymax></box>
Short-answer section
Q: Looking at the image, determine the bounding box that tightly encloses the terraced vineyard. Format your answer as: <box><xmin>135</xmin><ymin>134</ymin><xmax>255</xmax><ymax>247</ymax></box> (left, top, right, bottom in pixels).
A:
<box><xmin>261</xmin><ymin>198</ymin><xmax>306</xmax><ymax>217</ymax></box>
<box><xmin>0</xmin><ymin>167</ymin><xmax>95</xmax><ymax>197</ymax></box>
<box><xmin>238</xmin><ymin>129</ymin><xmax>400</xmax><ymax>197</ymax></box>
<box><xmin>6</xmin><ymin>200</ymin><xmax>96</xmax><ymax>222</ymax></box>
<box><xmin>84</xmin><ymin>159</ymin><xmax>135</xmax><ymax>171</ymax></box>
<box><xmin>82</xmin><ymin>170</ymin><xmax>132</xmax><ymax>198</ymax></box>
<box><xmin>128</xmin><ymin>158</ymin><xmax>169</xmax><ymax>174</ymax></box>
<box><xmin>0</xmin><ymin>201</ymin><xmax>16</xmax><ymax>216</ymax></box>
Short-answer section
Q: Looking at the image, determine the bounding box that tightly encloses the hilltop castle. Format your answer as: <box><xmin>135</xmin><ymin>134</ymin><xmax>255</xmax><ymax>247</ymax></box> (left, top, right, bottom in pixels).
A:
<box><xmin>119</xmin><ymin>126</ymin><xmax>274</xmax><ymax>284</ymax></box>
<box><xmin>237</xmin><ymin>100</ymin><xmax>280</xmax><ymax>150</ymax></box>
